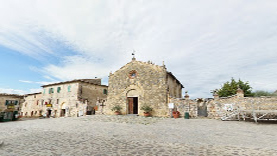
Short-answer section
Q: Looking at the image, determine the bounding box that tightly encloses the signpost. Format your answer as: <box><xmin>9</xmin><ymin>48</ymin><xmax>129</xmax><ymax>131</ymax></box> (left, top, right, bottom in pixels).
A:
<box><xmin>168</xmin><ymin>103</ymin><xmax>174</xmax><ymax>109</ymax></box>
<box><xmin>223</xmin><ymin>104</ymin><xmax>233</xmax><ymax>111</ymax></box>
<box><xmin>46</xmin><ymin>104</ymin><xmax>52</xmax><ymax>107</ymax></box>
<box><xmin>7</xmin><ymin>105</ymin><xmax>15</xmax><ymax>109</ymax></box>
<box><xmin>100</xmin><ymin>102</ymin><xmax>106</xmax><ymax>114</ymax></box>
<box><xmin>168</xmin><ymin>103</ymin><xmax>174</xmax><ymax>117</ymax></box>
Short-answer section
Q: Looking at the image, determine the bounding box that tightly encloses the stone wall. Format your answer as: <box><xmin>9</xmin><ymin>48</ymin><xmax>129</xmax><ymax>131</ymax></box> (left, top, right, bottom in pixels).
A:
<box><xmin>79</xmin><ymin>82</ymin><xmax>108</xmax><ymax>112</ymax></box>
<box><xmin>167</xmin><ymin>73</ymin><xmax>183</xmax><ymax>98</ymax></box>
<box><xmin>168</xmin><ymin>96</ymin><xmax>198</xmax><ymax>118</ymax></box>
<box><xmin>169</xmin><ymin>88</ymin><xmax>277</xmax><ymax>119</ymax></box>
<box><xmin>207</xmin><ymin>95</ymin><xmax>277</xmax><ymax>119</ymax></box>
<box><xmin>21</xmin><ymin>93</ymin><xmax>42</xmax><ymax>117</ymax></box>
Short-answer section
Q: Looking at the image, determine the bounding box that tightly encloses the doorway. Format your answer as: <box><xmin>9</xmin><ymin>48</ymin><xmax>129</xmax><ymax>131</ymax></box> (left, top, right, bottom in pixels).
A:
<box><xmin>60</xmin><ymin>109</ymin><xmax>66</xmax><ymax>117</ymax></box>
<box><xmin>127</xmin><ymin>97</ymin><xmax>138</xmax><ymax>114</ymax></box>
<box><xmin>47</xmin><ymin>110</ymin><xmax>52</xmax><ymax>118</ymax></box>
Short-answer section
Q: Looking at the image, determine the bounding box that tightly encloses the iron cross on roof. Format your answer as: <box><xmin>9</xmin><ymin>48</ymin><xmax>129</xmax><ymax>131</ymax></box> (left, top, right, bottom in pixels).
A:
<box><xmin>132</xmin><ymin>50</ymin><xmax>135</xmax><ymax>58</ymax></box>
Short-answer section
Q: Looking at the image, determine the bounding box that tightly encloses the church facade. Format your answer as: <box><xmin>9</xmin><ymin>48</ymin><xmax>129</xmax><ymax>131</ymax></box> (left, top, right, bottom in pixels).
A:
<box><xmin>104</xmin><ymin>58</ymin><xmax>184</xmax><ymax>116</ymax></box>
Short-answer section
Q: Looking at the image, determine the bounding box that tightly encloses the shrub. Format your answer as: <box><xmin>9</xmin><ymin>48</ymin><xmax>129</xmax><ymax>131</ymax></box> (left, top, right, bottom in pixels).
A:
<box><xmin>111</xmin><ymin>105</ymin><xmax>122</xmax><ymax>112</ymax></box>
<box><xmin>140</xmin><ymin>105</ymin><xmax>153</xmax><ymax>113</ymax></box>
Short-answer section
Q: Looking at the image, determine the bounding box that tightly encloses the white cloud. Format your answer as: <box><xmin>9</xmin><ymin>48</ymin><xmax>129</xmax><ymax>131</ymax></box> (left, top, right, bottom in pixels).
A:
<box><xmin>1</xmin><ymin>0</ymin><xmax>277</xmax><ymax>98</ymax></box>
<box><xmin>42</xmin><ymin>55</ymin><xmax>110</xmax><ymax>80</ymax></box>
<box><xmin>0</xmin><ymin>88</ymin><xmax>26</xmax><ymax>95</ymax></box>
<box><xmin>19</xmin><ymin>80</ymin><xmax>33</xmax><ymax>84</ymax></box>
<box><xmin>19</xmin><ymin>80</ymin><xmax>58</xmax><ymax>86</ymax></box>
<box><xmin>0</xmin><ymin>88</ymin><xmax>41</xmax><ymax>95</ymax></box>
<box><xmin>29</xmin><ymin>88</ymin><xmax>42</xmax><ymax>93</ymax></box>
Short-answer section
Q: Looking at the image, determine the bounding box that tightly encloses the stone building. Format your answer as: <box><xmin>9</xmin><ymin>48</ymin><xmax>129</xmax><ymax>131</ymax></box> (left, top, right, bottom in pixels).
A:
<box><xmin>40</xmin><ymin>79</ymin><xmax>108</xmax><ymax>118</ymax></box>
<box><xmin>0</xmin><ymin>93</ymin><xmax>24</xmax><ymax>121</ymax></box>
<box><xmin>21</xmin><ymin>92</ymin><xmax>42</xmax><ymax>117</ymax></box>
<box><xmin>104</xmin><ymin>58</ymin><xmax>184</xmax><ymax>116</ymax></box>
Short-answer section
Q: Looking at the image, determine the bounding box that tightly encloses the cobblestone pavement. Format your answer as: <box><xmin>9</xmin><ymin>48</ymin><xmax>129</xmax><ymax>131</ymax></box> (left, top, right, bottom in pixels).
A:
<box><xmin>0</xmin><ymin>115</ymin><xmax>277</xmax><ymax>156</ymax></box>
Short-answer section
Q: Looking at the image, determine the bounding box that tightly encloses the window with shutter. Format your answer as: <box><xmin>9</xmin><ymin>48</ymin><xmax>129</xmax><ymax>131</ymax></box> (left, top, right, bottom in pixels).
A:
<box><xmin>57</xmin><ymin>87</ymin><xmax>61</xmax><ymax>93</ymax></box>
<box><xmin>103</xmin><ymin>89</ymin><xmax>108</xmax><ymax>95</ymax></box>
<box><xmin>68</xmin><ymin>86</ymin><xmax>71</xmax><ymax>92</ymax></box>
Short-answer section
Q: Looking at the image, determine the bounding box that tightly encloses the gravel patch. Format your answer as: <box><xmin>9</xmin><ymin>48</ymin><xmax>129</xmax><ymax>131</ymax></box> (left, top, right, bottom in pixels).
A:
<box><xmin>0</xmin><ymin>115</ymin><xmax>276</xmax><ymax>155</ymax></box>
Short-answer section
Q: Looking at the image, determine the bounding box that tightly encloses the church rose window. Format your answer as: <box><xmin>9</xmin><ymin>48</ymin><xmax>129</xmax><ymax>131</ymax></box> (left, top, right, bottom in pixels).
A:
<box><xmin>129</xmin><ymin>70</ymin><xmax>137</xmax><ymax>79</ymax></box>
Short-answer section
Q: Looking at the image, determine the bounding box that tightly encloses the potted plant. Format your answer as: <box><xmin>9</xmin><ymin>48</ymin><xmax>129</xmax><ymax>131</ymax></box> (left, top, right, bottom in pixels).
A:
<box><xmin>140</xmin><ymin>105</ymin><xmax>153</xmax><ymax>117</ymax></box>
<box><xmin>111</xmin><ymin>105</ymin><xmax>122</xmax><ymax>115</ymax></box>
<box><xmin>172</xmin><ymin>110</ymin><xmax>180</xmax><ymax>119</ymax></box>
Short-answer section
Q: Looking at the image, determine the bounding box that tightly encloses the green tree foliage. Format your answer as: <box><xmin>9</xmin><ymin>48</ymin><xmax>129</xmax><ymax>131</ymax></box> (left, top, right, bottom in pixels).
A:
<box><xmin>253</xmin><ymin>90</ymin><xmax>277</xmax><ymax>97</ymax></box>
<box><xmin>217</xmin><ymin>78</ymin><xmax>254</xmax><ymax>97</ymax></box>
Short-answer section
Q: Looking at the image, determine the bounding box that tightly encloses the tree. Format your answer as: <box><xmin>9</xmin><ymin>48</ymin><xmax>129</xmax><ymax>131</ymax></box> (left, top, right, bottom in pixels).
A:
<box><xmin>253</xmin><ymin>90</ymin><xmax>277</xmax><ymax>97</ymax></box>
<box><xmin>216</xmin><ymin>78</ymin><xmax>254</xmax><ymax>97</ymax></box>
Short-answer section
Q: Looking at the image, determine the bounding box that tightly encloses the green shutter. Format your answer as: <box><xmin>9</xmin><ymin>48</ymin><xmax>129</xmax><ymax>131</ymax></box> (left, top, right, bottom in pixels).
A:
<box><xmin>103</xmin><ymin>89</ymin><xmax>107</xmax><ymax>95</ymax></box>
<box><xmin>5</xmin><ymin>100</ymin><xmax>9</xmax><ymax>105</ymax></box>
<box><xmin>15</xmin><ymin>101</ymin><xmax>18</xmax><ymax>105</ymax></box>
<box><xmin>49</xmin><ymin>88</ymin><xmax>51</xmax><ymax>94</ymax></box>
<box><xmin>68</xmin><ymin>86</ymin><xmax>71</xmax><ymax>92</ymax></box>
<box><xmin>57</xmin><ymin>87</ymin><xmax>61</xmax><ymax>93</ymax></box>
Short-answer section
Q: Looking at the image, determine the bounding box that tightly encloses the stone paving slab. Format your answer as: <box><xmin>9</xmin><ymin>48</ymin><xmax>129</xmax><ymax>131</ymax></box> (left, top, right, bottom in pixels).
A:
<box><xmin>0</xmin><ymin>115</ymin><xmax>277</xmax><ymax>156</ymax></box>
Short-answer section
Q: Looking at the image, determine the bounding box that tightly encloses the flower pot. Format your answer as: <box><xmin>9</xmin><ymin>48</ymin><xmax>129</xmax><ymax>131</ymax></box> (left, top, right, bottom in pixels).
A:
<box><xmin>173</xmin><ymin>113</ymin><xmax>179</xmax><ymax>119</ymax></box>
<box><xmin>144</xmin><ymin>112</ymin><xmax>150</xmax><ymax>117</ymax></box>
<box><xmin>114</xmin><ymin>111</ymin><xmax>121</xmax><ymax>115</ymax></box>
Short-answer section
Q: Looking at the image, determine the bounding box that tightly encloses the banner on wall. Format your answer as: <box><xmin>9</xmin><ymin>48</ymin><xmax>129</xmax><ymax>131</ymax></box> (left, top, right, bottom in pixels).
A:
<box><xmin>168</xmin><ymin>103</ymin><xmax>174</xmax><ymax>109</ymax></box>
<box><xmin>223</xmin><ymin>104</ymin><xmax>233</xmax><ymax>111</ymax></box>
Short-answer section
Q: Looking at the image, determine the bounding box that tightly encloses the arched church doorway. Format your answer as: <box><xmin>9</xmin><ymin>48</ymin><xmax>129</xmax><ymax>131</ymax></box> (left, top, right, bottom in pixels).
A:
<box><xmin>127</xmin><ymin>89</ymin><xmax>139</xmax><ymax>114</ymax></box>
<box><xmin>127</xmin><ymin>97</ymin><xmax>138</xmax><ymax>114</ymax></box>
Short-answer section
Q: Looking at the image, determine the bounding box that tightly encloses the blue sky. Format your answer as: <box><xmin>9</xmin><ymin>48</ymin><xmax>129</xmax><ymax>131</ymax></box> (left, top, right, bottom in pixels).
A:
<box><xmin>0</xmin><ymin>0</ymin><xmax>277</xmax><ymax>98</ymax></box>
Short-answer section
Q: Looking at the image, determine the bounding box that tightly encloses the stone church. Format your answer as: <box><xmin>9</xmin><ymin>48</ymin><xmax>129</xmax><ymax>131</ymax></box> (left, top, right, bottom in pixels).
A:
<box><xmin>104</xmin><ymin>57</ymin><xmax>184</xmax><ymax>116</ymax></box>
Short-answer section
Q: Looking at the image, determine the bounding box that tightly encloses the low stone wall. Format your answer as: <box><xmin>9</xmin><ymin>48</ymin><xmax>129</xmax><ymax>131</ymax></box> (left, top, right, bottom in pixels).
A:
<box><xmin>169</xmin><ymin>97</ymin><xmax>198</xmax><ymax>118</ymax></box>
<box><xmin>207</xmin><ymin>96</ymin><xmax>277</xmax><ymax>119</ymax></box>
